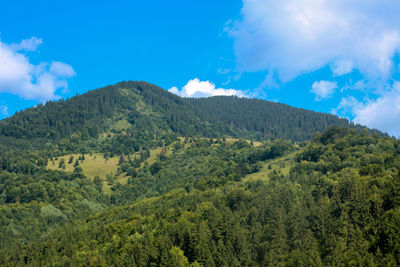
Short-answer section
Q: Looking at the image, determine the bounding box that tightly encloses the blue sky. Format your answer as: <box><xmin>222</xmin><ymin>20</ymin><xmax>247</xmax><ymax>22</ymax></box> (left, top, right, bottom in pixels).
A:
<box><xmin>1</xmin><ymin>0</ymin><xmax>400</xmax><ymax>136</ymax></box>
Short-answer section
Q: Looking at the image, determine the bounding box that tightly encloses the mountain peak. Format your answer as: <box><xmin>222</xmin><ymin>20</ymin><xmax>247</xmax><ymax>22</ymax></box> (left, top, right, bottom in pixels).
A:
<box><xmin>0</xmin><ymin>81</ymin><xmax>354</xmax><ymax>153</ymax></box>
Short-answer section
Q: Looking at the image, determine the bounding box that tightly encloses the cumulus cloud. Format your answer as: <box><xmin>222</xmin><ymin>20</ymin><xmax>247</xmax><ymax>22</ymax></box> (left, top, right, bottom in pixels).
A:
<box><xmin>336</xmin><ymin>82</ymin><xmax>400</xmax><ymax>137</ymax></box>
<box><xmin>0</xmin><ymin>37</ymin><xmax>75</xmax><ymax>101</ymax></box>
<box><xmin>353</xmin><ymin>83</ymin><xmax>400</xmax><ymax>137</ymax></box>
<box><xmin>229</xmin><ymin>0</ymin><xmax>400</xmax><ymax>82</ymax></box>
<box><xmin>311</xmin><ymin>81</ymin><xmax>337</xmax><ymax>100</ymax></box>
<box><xmin>168</xmin><ymin>78</ymin><xmax>246</xmax><ymax>98</ymax></box>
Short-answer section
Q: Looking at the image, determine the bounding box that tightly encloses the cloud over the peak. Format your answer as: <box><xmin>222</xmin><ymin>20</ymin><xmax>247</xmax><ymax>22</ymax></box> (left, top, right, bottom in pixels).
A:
<box><xmin>168</xmin><ymin>78</ymin><xmax>246</xmax><ymax>98</ymax></box>
<box><xmin>229</xmin><ymin>0</ymin><xmax>400</xmax><ymax>82</ymax></box>
<box><xmin>0</xmin><ymin>37</ymin><xmax>75</xmax><ymax>101</ymax></box>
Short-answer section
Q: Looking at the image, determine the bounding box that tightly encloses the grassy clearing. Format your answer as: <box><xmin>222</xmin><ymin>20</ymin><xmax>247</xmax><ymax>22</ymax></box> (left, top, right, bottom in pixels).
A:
<box><xmin>47</xmin><ymin>153</ymin><xmax>123</xmax><ymax>194</ymax></box>
<box><xmin>113</xmin><ymin>119</ymin><xmax>130</xmax><ymax>131</ymax></box>
<box><xmin>181</xmin><ymin>137</ymin><xmax>263</xmax><ymax>147</ymax></box>
<box><xmin>139</xmin><ymin>146</ymin><xmax>172</xmax><ymax>166</ymax></box>
<box><xmin>46</xmin><ymin>139</ymin><xmax>284</xmax><ymax>194</ymax></box>
<box><xmin>225</xmin><ymin>138</ymin><xmax>263</xmax><ymax>147</ymax></box>
<box><xmin>243</xmin><ymin>150</ymin><xmax>300</xmax><ymax>183</ymax></box>
<box><xmin>48</xmin><ymin>153</ymin><xmax>120</xmax><ymax>178</ymax></box>
<box><xmin>46</xmin><ymin>144</ymin><xmax>173</xmax><ymax>194</ymax></box>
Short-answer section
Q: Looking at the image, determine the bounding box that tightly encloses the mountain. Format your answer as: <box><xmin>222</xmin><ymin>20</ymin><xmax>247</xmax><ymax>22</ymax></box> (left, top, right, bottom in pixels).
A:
<box><xmin>2</xmin><ymin>81</ymin><xmax>399</xmax><ymax>266</ymax></box>
<box><xmin>0</xmin><ymin>81</ymin><xmax>352</xmax><ymax>153</ymax></box>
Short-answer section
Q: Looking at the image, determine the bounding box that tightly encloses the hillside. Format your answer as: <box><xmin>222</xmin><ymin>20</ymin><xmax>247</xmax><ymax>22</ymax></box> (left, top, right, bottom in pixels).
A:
<box><xmin>1</xmin><ymin>81</ymin><xmax>398</xmax><ymax>266</ymax></box>
<box><xmin>0</xmin><ymin>81</ymin><xmax>353</xmax><ymax>154</ymax></box>
<box><xmin>188</xmin><ymin>96</ymin><xmax>351</xmax><ymax>141</ymax></box>
<box><xmin>2</xmin><ymin>127</ymin><xmax>400</xmax><ymax>265</ymax></box>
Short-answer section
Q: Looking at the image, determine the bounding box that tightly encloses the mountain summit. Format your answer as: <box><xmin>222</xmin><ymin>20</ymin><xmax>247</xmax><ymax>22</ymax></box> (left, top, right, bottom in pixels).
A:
<box><xmin>0</xmin><ymin>81</ymin><xmax>351</xmax><ymax>152</ymax></box>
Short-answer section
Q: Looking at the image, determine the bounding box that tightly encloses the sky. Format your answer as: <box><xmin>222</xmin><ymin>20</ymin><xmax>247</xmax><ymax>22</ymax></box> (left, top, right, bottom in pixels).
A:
<box><xmin>1</xmin><ymin>0</ymin><xmax>400</xmax><ymax>137</ymax></box>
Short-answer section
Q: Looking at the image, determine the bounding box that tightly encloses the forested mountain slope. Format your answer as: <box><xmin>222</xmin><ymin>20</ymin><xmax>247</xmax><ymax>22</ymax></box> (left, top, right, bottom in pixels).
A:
<box><xmin>1</xmin><ymin>81</ymin><xmax>394</xmax><ymax>266</ymax></box>
<box><xmin>0</xmin><ymin>81</ymin><xmax>353</xmax><ymax>153</ymax></box>
<box><xmin>189</xmin><ymin>96</ymin><xmax>351</xmax><ymax>140</ymax></box>
<box><xmin>2</xmin><ymin>128</ymin><xmax>400</xmax><ymax>266</ymax></box>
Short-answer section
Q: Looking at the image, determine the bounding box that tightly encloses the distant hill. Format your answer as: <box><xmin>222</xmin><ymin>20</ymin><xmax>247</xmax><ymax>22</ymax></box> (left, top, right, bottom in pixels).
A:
<box><xmin>0</xmin><ymin>81</ymin><xmax>353</xmax><ymax>153</ymax></box>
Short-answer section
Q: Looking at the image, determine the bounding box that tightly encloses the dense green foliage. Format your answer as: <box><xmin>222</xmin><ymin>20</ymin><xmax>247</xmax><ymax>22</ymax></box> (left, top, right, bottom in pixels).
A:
<box><xmin>0</xmin><ymin>168</ymin><xmax>107</xmax><ymax>250</ymax></box>
<box><xmin>0</xmin><ymin>81</ymin><xmax>353</xmax><ymax>154</ymax></box>
<box><xmin>0</xmin><ymin>85</ymin><xmax>122</xmax><ymax>140</ymax></box>
<box><xmin>111</xmin><ymin>138</ymin><xmax>294</xmax><ymax>204</ymax></box>
<box><xmin>0</xmin><ymin>80</ymin><xmax>396</xmax><ymax>266</ymax></box>
<box><xmin>1</xmin><ymin>127</ymin><xmax>400</xmax><ymax>266</ymax></box>
<box><xmin>189</xmin><ymin>96</ymin><xmax>352</xmax><ymax>141</ymax></box>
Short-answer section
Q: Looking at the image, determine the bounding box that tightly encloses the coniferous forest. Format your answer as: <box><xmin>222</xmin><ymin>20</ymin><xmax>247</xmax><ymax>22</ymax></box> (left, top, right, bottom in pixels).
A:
<box><xmin>0</xmin><ymin>82</ymin><xmax>399</xmax><ymax>266</ymax></box>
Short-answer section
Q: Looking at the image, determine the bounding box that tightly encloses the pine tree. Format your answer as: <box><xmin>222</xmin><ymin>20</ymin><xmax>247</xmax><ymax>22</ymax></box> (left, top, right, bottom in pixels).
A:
<box><xmin>119</xmin><ymin>154</ymin><xmax>125</xmax><ymax>164</ymax></box>
<box><xmin>68</xmin><ymin>155</ymin><xmax>74</xmax><ymax>164</ymax></box>
<box><xmin>58</xmin><ymin>159</ymin><xmax>65</xmax><ymax>169</ymax></box>
<box><xmin>94</xmin><ymin>176</ymin><xmax>103</xmax><ymax>192</ymax></box>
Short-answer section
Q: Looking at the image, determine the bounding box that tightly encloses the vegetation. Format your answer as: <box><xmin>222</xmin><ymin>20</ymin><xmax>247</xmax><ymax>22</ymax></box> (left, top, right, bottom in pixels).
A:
<box><xmin>0</xmin><ymin>80</ymin><xmax>397</xmax><ymax>266</ymax></box>
<box><xmin>0</xmin><ymin>127</ymin><xmax>399</xmax><ymax>265</ymax></box>
<box><xmin>0</xmin><ymin>81</ymin><xmax>356</xmax><ymax>155</ymax></box>
<box><xmin>189</xmin><ymin>96</ymin><xmax>353</xmax><ymax>141</ymax></box>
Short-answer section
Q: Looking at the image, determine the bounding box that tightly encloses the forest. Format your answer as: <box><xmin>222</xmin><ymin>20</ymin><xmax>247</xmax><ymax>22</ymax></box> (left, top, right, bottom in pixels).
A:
<box><xmin>0</xmin><ymin>81</ymin><xmax>354</xmax><ymax>152</ymax></box>
<box><xmin>0</xmin><ymin>81</ymin><xmax>397</xmax><ymax>266</ymax></box>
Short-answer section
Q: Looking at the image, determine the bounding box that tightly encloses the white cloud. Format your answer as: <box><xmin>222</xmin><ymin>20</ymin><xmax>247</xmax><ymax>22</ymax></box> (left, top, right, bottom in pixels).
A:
<box><xmin>0</xmin><ymin>37</ymin><xmax>75</xmax><ymax>101</ymax></box>
<box><xmin>0</xmin><ymin>105</ymin><xmax>8</xmax><ymax>116</ymax></box>
<box><xmin>331</xmin><ymin>59</ymin><xmax>353</xmax><ymax>76</ymax></box>
<box><xmin>168</xmin><ymin>86</ymin><xmax>179</xmax><ymax>95</ymax></box>
<box><xmin>50</xmin><ymin>61</ymin><xmax>76</xmax><ymax>77</ymax></box>
<box><xmin>335</xmin><ymin>82</ymin><xmax>400</xmax><ymax>137</ymax></box>
<box><xmin>229</xmin><ymin>0</ymin><xmax>400</xmax><ymax>82</ymax></box>
<box><xmin>337</xmin><ymin>96</ymin><xmax>363</xmax><ymax>113</ymax></box>
<box><xmin>257</xmin><ymin>71</ymin><xmax>279</xmax><ymax>91</ymax></box>
<box><xmin>333</xmin><ymin>95</ymin><xmax>364</xmax><ymax>116</ymax></box>
<box><xmin>168</xmin><ymin>78</ymin><xmax>246</xmax><ymax>98</ymax></box>
<box><xmin>311</xmin><ymin>80</ymin><xmax>337</xmax><ymax>100</ymax></box>
<box><xmin>10</xmin><ymin>37</ymin><xmax>43</xmax><ymax>52</ymax></box>
<box><xmin>352</xmin><ymin>82</ymin><xmax>400</xmax><ymax>137</ymax></box>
